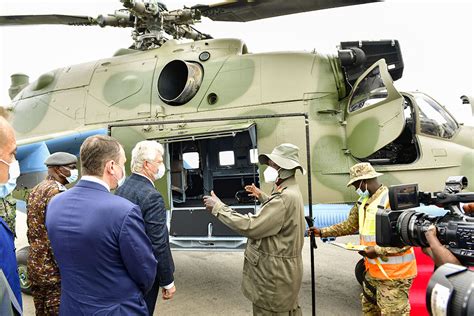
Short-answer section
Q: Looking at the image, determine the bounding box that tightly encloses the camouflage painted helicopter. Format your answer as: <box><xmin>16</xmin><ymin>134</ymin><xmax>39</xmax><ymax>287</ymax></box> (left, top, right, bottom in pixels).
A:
<box><xmin>2</xmin><ymin>2</ymin><xmax>474</xmax><ymax>313</ymax></box>
<box><xmin>1</xmin><ymin>0</ymin><xmax>473</xmax><ymax>248</ymax></box>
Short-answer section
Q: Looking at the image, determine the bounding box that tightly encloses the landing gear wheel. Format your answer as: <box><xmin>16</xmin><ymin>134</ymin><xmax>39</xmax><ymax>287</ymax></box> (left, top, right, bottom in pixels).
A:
<box><xmin>355</xmin><ymin>258</ymin><xmax>366</xmax><ymax>286</ymax></box>
<box><xmin>16</xmin><ymin>246</ymin><xmax>32</xmax><ymax>295</ymax></box>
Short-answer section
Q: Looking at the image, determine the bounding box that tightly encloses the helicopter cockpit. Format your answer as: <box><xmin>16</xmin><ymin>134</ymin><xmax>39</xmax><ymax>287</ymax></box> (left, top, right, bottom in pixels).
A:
<box><xmin>413</xmin><ymin>92</ymin><xmax>459</xmax><ymax>139</ymax></box>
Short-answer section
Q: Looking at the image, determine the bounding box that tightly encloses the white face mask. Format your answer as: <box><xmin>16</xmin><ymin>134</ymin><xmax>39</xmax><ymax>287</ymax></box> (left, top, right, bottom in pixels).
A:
<box><xmin>0</xmin><ymin>159</ymin><xmax>20</xmax><ymax>198</ymax></box>
<box><xmin>113</xmin><ymin>163</ymin><xmax>126</xmax><ymax>188</ymax></box>
<box><xmin>356</xmin><ymin>181</ymin><xmax>369</xmax><ymax>199</ymax></box>
<box><xmin>155</xmin><ymin>163</ymin><xmax>166</xmax><ymax>180</ymax></box>
<box><xmin>263</xmin><ymin>166</ymin><xmax>279</xmax><ymax>183</ymax></box>
<box><xmin>147</xmin><ymin>160</ymin><xmax>166</xmax><ymax>181</ymax></box>
<box><xmin>65</xmin><ymin>169</ymin><xmax>79</xmax><ymax>184</ymax></box>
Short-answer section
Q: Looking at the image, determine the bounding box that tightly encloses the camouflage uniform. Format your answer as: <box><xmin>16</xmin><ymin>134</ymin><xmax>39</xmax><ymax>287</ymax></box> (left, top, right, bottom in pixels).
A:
<box><xmin>27</xmin><ymin>177</ymin><xmax>65</xmax><ymax>316</ymax></box>
<box><xmin>320</xmin><ymin>185</ymin><xmax>413</xmax><ymax>316</ymax></box>
<box><xmin>0</xmin><ymin>193</ymin><xmax>16</xmax><ymax>236</ymax></box>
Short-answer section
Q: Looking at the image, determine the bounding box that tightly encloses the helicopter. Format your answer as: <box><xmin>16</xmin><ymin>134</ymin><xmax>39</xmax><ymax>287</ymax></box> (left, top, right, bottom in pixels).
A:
<box><xmin>1</xmin><ymin>0</ymin><xmax>473</xmax><ymax>245</ymax></box>
<box><xmin>1</xmin><ymin>1</ymin><xmax>473</xmax><ymax>313</ymax></box>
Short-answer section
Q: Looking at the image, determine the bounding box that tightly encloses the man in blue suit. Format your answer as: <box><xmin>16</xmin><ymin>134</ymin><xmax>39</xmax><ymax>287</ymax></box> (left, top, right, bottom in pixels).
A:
<box><xmin>46</xmin><ymin>135</ymin><xmax>157</xmax><ymax>315</ymax></box>
<box><xmin>116</xmin><ymin>140</ymin><xmax>176</xmax><ymax>315</ymax></box>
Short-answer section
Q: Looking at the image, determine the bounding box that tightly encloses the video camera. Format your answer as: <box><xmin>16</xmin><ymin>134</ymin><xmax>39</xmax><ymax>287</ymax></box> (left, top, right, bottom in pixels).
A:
<box><xmin>376</xmin><ymin>176</ymin><xmax>474</xmax><ymax>266</ymax></box>
<box><xmin>426</xmin><ymin>263</ymin><xmax>474</xmax><ymax>316</ymax></box>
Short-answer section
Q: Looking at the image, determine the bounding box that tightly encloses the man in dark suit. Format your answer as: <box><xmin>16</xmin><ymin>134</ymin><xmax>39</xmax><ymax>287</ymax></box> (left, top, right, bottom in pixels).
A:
<box><xmin>116</xmin><ymin>140</ymin><xmax>176</xmax><ymax>315</ymax></box>
<box><xmin>46</xmin><ymin>135</ymin><xmax>157</xmax><ymax>315</ymax></box>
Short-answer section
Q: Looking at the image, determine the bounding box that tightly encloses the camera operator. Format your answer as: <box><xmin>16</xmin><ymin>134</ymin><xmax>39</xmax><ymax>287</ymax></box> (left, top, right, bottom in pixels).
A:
<box><xmin>423</xmin><ymin>203</ymin><xmax>474</xmax><ymax>267</ymax></box>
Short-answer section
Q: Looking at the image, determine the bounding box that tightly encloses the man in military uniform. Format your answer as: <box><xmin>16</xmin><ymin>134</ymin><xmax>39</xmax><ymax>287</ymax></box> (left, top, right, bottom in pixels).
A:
<box><xmin>309</xmin><ymin>162</ymin><xmax>417</xmax><ymax>316</ymax></box>
<box><xmin>27</xmin><ymin>152</ymin><xmax>78</xmax><ymax>315</ymax></box>
<box><xmin>204</xmin><ymin>143</ymin><xmax>306</xmax><ymax>316</ymax></box>
<box><xmin>0</xmin><ymin>193</ymin><xmax>16</xmax><ymax>236</ymax></box>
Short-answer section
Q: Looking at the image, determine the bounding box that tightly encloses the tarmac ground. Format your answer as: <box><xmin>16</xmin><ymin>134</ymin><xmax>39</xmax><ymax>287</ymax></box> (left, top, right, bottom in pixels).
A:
<box><xmin>16</xmin><ymin>212</ymin><xmax>362</xmax><ymax>315</ymax></box>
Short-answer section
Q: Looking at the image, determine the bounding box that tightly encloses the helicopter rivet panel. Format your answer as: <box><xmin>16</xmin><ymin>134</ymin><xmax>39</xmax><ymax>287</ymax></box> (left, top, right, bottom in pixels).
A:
<box><xmin>196</xmin><ymin>52</ymin><xmax>339</xmax><ymax>113</ymax></box>
<box><xmin>85</xmin><ymin>57</ymin><xmax>157</xmax><ymax>124</ymax></box>
<box><xmin>12</xmin><ymin>95</ymin><xmax>51</xmax><ymax>134</ymax></box>
<box><xmin>159</xmin><ymin>38</ymin><xmax>247</xmax><ymax>58</ymax></box>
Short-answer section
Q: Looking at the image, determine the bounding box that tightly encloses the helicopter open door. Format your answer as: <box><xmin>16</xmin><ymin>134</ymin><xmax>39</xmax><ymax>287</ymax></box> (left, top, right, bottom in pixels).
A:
<box><xmin>345</xmin><ymin>59</ymin><xmax>405</xmax><ymax>158</ymax></box>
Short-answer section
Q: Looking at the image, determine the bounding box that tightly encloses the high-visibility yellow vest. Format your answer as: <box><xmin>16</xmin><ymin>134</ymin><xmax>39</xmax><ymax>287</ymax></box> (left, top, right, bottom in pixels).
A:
<box><xmin>358</xmin><ymin>187</ymin><xmax>417</xmax><ymax>280</ymax></box>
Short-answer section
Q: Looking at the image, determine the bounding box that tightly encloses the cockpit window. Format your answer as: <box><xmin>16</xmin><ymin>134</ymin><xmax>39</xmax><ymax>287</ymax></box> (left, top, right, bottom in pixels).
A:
<box><xmin>415</xmin><ymin>93</ymin><xmax>458</xmax><ymax>138</ymax></box>
<box><xmin>349</xmin><ymin>66</ymin><xmax>388</xmax><ymax>112</ymax></box>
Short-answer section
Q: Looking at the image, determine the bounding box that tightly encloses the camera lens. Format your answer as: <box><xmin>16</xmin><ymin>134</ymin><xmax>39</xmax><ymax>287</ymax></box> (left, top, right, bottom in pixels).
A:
<box><xmin>397</xmin><ymin>211</ymin><xmax>430</xmax><ymax>247</ymax></box>
<box><xmin>427</xmin><ymin>263</ymin><xmax>474</xmax><ymax>316</ymax></box>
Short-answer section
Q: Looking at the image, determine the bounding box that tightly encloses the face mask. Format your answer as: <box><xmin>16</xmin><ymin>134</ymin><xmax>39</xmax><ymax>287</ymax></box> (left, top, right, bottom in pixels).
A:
<box><xmin>356</xmin><ymin>181</ymin><xmax>369</xmax><ymax>199</ymax></box>
<box><xmin>155</xmin><ymin>163</ymin><xmax>166</xmax><ymax>180</ymax></box>
<box><xmin>113</xmin><ymin>163</ymin><xmax>126</xmax><ymax>188</ymax></box>
<box><xmin>65</xmin><ymin>169</ymin><xmax>79</xmax><ymax>184</ymax></box>
<box><xmin>0</xmin><ymin>159</ymin><xmax>20</xmax><ymax>198</ymax></box>
<box><xmin>263</xmin><ymin>166</ymin><xmax>279</xmax><ymax>183</ymax></box>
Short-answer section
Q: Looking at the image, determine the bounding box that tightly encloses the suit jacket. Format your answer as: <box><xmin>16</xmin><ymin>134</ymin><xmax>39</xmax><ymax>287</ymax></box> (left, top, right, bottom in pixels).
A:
<box><xmin>116</xmin><ymin>173</ymin><xmax>175</xmax><ymax>287</ymax></box>
<box><xmin>46</xmin><ymin>180</ymin><xmax>157</xmax><ymax>315</ymax></box>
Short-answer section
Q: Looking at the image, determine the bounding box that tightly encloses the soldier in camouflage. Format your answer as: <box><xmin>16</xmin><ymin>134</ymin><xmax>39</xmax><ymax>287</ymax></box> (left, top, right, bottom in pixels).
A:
<box><xmin>309</xmin><ymin>162</ymin><xmax>417</xmax><ymax>316</ymax></box>
<box><xmin>0</xmin><ymin>193</ymin><xmax>16</xmax><ymax>236</ymax></box>
<box><xmin>27</xmin><ymin>152</ymin><xmax>78</xmax><ymax>316</ymax></box>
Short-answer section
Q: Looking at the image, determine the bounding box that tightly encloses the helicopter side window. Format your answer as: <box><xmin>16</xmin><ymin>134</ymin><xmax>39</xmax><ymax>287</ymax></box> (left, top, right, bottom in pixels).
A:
<box><xmin>349</xmin><ymin>66</ymin><xmax>388</xmax><ymax>112</ymax></box>
<box><xmin>219</xmin><ymin>151</ymin><xmax>235</xmax><ymax>166</ymax></box>
<box><xmin>415</xmin><ymin>93</ymin><xmax>459</xmax><ymax>138</ymax></box>
<box><xmin>183</xmin><ymin>152</ymin><xmax>200</xmax><ymax>169</ymax></box>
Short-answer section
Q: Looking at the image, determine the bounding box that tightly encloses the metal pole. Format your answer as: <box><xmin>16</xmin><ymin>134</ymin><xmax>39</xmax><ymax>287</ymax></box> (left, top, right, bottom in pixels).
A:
<box><xmin>304</xmin><ymin>115</ymin><xmax>316</xmax><ymax>316</ymax></box>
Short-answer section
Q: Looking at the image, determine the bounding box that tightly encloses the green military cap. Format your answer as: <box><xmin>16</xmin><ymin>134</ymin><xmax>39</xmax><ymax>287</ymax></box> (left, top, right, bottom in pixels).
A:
<box><xmin>44</xmin><ymin>152</ymin><xmax>78</xmax><ymax>166</ymax></box>
<box><xmin>258</xmin><ymin>143</ymin><xmax>306</xmax><ymax>174</ymax></box>
<box><xmin>346</xmin><ymin>162</ymin><xmax>383</xmax><ymax>187</ymax></box>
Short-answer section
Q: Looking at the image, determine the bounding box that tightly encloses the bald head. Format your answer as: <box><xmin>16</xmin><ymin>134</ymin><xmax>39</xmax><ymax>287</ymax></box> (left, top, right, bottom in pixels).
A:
<box><xmin>0</xmin><ymin>114</ymin><xmax>14</xmax><ymax>148</ymax></box>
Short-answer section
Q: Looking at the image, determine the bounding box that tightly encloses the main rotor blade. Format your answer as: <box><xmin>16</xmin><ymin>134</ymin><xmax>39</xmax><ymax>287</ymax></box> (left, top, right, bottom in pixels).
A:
<box><xmin>0</xmin><ymin>15</ymin><xmax>97</xmax><ymax>26</ymax></box>
<box><xmin>196</xmin><ymin>0</ymin><xmax>382</xmax><ymax>22</ymax></box>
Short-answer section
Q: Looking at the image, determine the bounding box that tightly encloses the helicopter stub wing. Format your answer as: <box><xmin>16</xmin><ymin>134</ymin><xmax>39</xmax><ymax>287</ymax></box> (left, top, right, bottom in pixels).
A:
<box><xmin>195</xmin><ymin>0</ymin><xmax>382</xmax><ymax>22</ymax></box>
<box><xmin>0</xmin><ymin>15</ymin><xmax>97</xmax><ymax>26</ymax></box>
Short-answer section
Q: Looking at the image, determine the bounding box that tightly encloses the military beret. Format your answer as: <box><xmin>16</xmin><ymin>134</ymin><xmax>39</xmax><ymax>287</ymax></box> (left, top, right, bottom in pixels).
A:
<box><xmin>44</xmin><ymin>152</ymin><xmax>78</xmax><ymax>166</ymax></box>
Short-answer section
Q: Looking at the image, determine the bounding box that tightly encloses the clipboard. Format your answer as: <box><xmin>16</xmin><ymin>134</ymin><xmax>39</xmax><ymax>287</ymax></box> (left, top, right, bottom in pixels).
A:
<box><xmin>328</xmin><ymin>241</ymin><xmax>367</xmax><ymax>252</ymax></box>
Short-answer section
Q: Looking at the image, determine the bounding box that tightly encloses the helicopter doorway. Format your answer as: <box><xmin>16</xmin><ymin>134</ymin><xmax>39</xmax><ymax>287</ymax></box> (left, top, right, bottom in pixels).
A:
<box><xmin>159</xmin><ymin>123</ymin><xmax>260</xmax><ymax>249</ymax></box>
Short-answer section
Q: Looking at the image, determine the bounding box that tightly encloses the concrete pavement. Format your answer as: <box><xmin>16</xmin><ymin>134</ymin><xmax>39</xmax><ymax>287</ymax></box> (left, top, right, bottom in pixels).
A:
<box><xmin>20</xmin><ymin>235</ymin><xmax>362</xmax><ymax>315</ymax></box>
